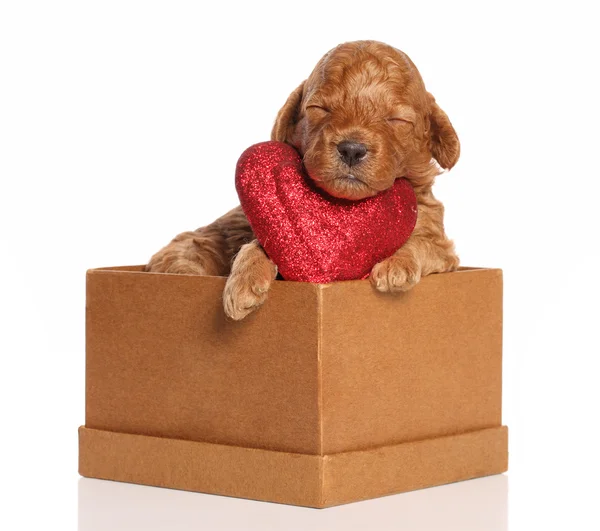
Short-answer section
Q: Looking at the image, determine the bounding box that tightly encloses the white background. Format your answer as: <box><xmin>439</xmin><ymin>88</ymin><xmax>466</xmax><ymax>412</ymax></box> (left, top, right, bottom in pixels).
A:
<box><xmin>1</xmin><ymin>1</ymin><xmax>599</xmax><ymax>529</ymax></box>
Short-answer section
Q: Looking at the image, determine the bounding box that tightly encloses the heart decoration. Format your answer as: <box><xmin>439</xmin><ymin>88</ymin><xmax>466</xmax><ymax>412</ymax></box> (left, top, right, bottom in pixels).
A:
<box><xmin>235</xmin><ymin>141</ymin><xmax>418</xmax><ymax>283</ymax></box>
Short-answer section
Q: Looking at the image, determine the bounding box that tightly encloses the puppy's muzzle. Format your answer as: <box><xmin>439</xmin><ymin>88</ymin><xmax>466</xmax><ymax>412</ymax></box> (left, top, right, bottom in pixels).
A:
<box><xmin>337</xmin><ymin>141</ymin><xmax>367</xmax><ymax>167</ymax></box>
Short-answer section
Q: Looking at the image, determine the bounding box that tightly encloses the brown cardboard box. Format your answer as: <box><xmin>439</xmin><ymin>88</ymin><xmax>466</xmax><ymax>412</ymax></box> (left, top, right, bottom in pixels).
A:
<box><xmin>79</xmin><ymin>266</ymin><xmax>508</xmax><ymax>508</ymax></box>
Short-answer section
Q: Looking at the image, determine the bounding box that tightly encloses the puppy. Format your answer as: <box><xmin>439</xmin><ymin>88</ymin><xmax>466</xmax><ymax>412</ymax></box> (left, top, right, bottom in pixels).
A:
<box><xmin>146</xmin><ymin>40</ymin><xmax>460</xmax><ymax>320</ymax></box>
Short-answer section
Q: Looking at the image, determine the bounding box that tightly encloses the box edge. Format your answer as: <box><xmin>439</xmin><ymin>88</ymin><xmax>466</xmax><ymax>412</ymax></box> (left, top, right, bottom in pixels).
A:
<box><xmin>321</xmin><ymin>425</ymin><xmax>509</xmax><ymax>507</ymax></box>
<box><xmin>79</xmin><ymin>425</ymin><xmax>508</xmax><ymax>509</ymax></box>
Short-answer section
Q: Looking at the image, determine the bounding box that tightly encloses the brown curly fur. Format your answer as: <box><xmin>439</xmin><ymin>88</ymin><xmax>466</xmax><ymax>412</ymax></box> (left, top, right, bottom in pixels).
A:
<box><xmin>146</xmin><ymin>40</ymin><xmax>460</xmax><ymax>320</ymax></box>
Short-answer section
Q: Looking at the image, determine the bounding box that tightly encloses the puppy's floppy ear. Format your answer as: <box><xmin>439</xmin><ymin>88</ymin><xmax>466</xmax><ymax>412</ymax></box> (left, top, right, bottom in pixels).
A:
<box><xmin>271</xmin><ymin>81</ymin><xmax>305</xmax><ymax>144</ymax></box>
<box><xmin>427</xmin><ymin>93</ymin><xmax>460</xmax><ymax>170</ymax></box>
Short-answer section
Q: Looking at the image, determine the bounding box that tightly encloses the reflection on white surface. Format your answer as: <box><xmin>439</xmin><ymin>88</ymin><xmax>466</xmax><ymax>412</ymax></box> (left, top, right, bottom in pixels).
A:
<box><xmin>78</xmin><ymin>474</ymin><xmax>507</xmax><ymax>531</ymax></box>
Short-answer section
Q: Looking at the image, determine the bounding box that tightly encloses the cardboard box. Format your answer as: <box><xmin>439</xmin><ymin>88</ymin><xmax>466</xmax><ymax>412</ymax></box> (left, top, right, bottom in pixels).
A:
<box><xmin>79</xmin><ymin>266</ymin><xmax>508</xmax><ymax>508</ymax></box>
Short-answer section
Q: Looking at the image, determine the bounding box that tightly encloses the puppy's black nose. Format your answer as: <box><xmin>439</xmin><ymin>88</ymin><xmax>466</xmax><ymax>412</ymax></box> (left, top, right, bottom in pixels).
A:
<box><xmin>337</xmin><ymin>141</ymin><xmax>367</xmax><ymax>167</ymax></box>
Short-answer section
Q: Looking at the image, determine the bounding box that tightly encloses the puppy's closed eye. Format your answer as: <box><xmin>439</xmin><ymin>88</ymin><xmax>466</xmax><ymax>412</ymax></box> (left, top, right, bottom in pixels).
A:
<box><xmin>387</xmin><ymin>106</ymin><xmax>416</xmax><ymax>125</ymax></box>
<box><xmin>306</xmin><ymin>105</ymin><xmax>330</xmax><ymax>115</ymax></box>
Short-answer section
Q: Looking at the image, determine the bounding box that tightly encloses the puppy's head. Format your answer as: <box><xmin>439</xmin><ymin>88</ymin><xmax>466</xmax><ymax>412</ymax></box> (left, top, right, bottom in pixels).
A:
<box><xmin>272</xmin><ymin>41</ymin><xmax>460</xmax><ymax>200</ymax></box>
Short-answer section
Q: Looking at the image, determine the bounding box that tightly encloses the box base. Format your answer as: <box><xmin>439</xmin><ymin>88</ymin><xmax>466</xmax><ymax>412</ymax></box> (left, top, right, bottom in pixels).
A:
<box><xmin>79</xmin><ymin>426</ymin><xmax>508</xmax><ymax>508</ymax></box>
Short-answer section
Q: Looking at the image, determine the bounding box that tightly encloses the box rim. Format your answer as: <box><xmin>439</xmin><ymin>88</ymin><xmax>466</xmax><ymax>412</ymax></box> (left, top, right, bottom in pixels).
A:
<box><xmin>87</xmin><ymin>265</ymin><xmax>502</xmax><ymax>290</ymax></box>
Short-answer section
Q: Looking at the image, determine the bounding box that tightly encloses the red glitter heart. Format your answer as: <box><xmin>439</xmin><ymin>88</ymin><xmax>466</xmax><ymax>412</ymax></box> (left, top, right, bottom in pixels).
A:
<box><xmin>236</xmin><ymin>141</ymin><xmax>418</xmax><ymax>283</ymax></box>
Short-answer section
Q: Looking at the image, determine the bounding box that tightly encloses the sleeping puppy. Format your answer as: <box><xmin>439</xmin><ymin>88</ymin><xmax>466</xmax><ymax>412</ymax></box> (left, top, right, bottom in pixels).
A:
<box><xmin>146</xmin><ymin>40</ymin><xmax>460</xmax><ymax>320</ymax></box>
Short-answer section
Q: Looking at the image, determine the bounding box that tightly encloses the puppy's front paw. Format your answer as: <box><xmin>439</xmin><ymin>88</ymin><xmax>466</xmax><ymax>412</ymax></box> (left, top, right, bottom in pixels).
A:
<box><xmin>370</xmin><ymin>254</ymin><xmax>421</xmax><ymax>293</ymax></box>
<box><xmin>223</xmin><ymin>252</ymin><xmax>277</xmax><ymax>321</ymax></box>
<box><xmin>223</xmin><ymin>268</ymin><xmax>276</xmax><ymax>320</ymax></box>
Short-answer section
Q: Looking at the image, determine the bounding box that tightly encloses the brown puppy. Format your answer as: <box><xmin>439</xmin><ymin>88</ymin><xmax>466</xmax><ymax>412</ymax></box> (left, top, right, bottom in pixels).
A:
<box><xmin>146</xmin><ymin>40</ymin><xmax>460</xmax><ymax>320</ymax></box>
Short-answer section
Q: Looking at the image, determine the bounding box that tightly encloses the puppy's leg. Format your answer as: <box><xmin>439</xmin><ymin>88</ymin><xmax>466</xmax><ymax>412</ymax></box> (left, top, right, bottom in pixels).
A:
<box><xmin>146</xmin><ymin>206</ymin><xmax>253</xmax><ymax>276</ymax></box>
<box><xmin>223</xmin><ymin>240</ymin><xmax>278</xmax><ymax>321</ymax></box>
<box><xmin>370</xmin><ymin>235</ymin><xmax>459</xmax><ymax>293</ymax></box>
<box><xmin>145</xmin><ymin>229</ymin><xmax>226</xmax><ymax>275</ymax></box>
<box><xmin>370</xmin><ymin>193</ymin><xmax>459</xmax><ymax>293</ymax></box>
